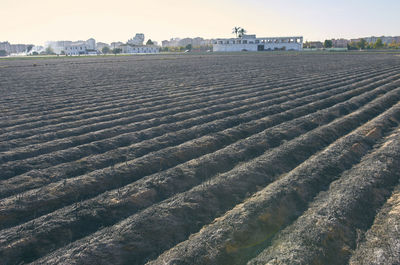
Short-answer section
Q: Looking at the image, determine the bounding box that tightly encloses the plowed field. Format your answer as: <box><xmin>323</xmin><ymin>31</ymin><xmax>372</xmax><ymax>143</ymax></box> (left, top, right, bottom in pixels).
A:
<box><xmin>1</xmin><ymin>53</ymin><xmax>400</xmax><ymax>265</ymax></box>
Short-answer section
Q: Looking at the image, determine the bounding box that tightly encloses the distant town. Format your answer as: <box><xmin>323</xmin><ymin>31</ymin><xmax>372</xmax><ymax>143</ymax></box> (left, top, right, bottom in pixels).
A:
<box><xmin>1</xmin><ymin>32</ymin><xmax>400</xmax><ymax>57</ymax></box>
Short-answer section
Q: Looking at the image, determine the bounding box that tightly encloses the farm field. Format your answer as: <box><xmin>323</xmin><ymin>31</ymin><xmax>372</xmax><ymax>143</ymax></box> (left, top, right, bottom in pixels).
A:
<box><xmin>1</xmin><ymin>52</ymin><xmax>400</xmax><ymax>265</ymax></box>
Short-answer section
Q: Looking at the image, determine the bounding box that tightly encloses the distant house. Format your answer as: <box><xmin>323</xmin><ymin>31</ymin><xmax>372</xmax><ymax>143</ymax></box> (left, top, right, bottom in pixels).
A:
<box><xmin>332</xmin><ymin>39</ymin><xmax>349</xmax><ymax>48</ymax></box>
<box><xmin>120</xmin><ymin>44</ymin><xmax>159</xmax><ymax>54</ymax></box>
<box><xmin>305</xmin><ymin>41</ymin><xmax>324</xmax><ymax>49</ymax></box>
<box><xmin>213</xmin><ymin>34</ymin><xmax>303</xmax><ymax>52</ymax></box>
<box><xmin>110</xmin><ymin>42</ymin><xmax>124</xmax><ymax>49</ymax></box>
<box><xmin>64</xmin><ymin>39</ymin><xmax>97</xmax><ymax>55</ymax></box>
<box><xmin>96</xmin><ymin>42</ymin><xmax>110</xmax><ymax>52</ymax></box>
<box><xmin>0</xmin><ymin>41</ymin><xmax>34</xmax><ymax>55</ymax></box>
<box><xmin>161</xmin><ymin>37</ymin><xmax>211</xmax><ymax>48</ymax></box>
<box><xmin>127</xmin><ymin>34</ymin><xmax>145</xmax><ymax>45</ymax></box>
<box><xmin>46</xmin><ymin>38</ymin><xmax>96</xmax><ymax>55</ymax></box>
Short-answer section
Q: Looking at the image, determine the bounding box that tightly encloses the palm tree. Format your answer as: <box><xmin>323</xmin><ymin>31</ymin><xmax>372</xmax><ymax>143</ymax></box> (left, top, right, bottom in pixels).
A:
<box><xmin>232</xmin><ymin>27</ymin><xmax>241</xmax><ymax>38</ymax></box>
<box><xmin>238</xmin><ymin>28</ymin><xmax>247</xmax><ymax>38</ymax></box>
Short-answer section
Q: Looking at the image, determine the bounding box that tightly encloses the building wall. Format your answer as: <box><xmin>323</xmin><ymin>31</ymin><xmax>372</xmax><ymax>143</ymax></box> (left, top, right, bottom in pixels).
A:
<box><xmin>121</xmin><ymin>45</ymin><xmax>159</xmax><ymax>54</ymax></box>
<box><xmin>65</xmin><ymin>44</ymin><xmax>88</xmax><ymax>55</ymax></box>
<box><xmin>213</xmin><ymin>43</ymin><xmax>258</xmax><ymax>52</ymax></box>
<box><xmin>128</xmin><ymin>34</ymin><xmax>145</xmax><ymax>45</ymax></box>
<box><xmin>213</xmin><ymin>36</ymin><xmax>303</xmax><ymax>52</ymax></box>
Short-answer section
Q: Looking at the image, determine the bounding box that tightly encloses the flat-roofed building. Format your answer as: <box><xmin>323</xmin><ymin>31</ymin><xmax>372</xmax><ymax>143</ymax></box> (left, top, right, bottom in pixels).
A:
<box><xmin>120</xmin><ymin>44</ymin><xmax>159</xmax><ymax>54</ymax></box>
<box><xmin>213</xmin><ymin>34</ymin><xmax>303</xmax><ymax>52</ymax></box>
<box><xmin>332</xmin><ymin>38</ymin><xmax>349</xmax><ymax>48</ymax></box>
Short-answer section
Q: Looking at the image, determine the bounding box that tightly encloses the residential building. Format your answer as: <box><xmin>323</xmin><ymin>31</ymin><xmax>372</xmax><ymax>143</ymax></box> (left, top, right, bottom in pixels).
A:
<box><xmin>213</xmin><ymin>35</ymin><xmax>303</xmax><ymax>52</ymax></box>
<box><xmin>161</xmin><ymin>37</ymin><xmax>212</xmax><ymax>48</ymax></box>
<box><xmin>120</xmin><ymin>44</ymin><xmax>159</xmax><ymax>54</ymax></box>
<box><xmin>304</xmin><ymin>41</ymin><xmax>323</xmax><ymax>49</ymax></box>
<box><xmin>0</xmin><ymin>42</ymin><xmax>33</xmax><ymax>55</ymax></box>
<box><xmin>332</xmin><ymin>39</ymin><xmax>349</xmax><ymax>48</ymax></box>
<box><xmin>128</xmin><ymin>33</ymin><xmax>145</xmax><ymax>45</ymax></box>
<box><xmin>110</xmin><ymin>42</ymin><xmax>124</xmax><ymax>49</ymax></box>
<box><xmin>64</xmin><ymin>39</ymin><xmax>97</xmax><ymax>55</ymax></box>
<box><xmin>162</xmin><ymin>38</ymin><xmax>181</xmax><ymax>47</ymax></box>
<box><xmin>96</xmin><ymin>42</ymin><xmax>110</xmax><ymax>51</ymax></box>
<box><xmin>45</xmin><ymin>41</ymin><xmax>72</xmax><ymax>54</ymax></box>
<box><xmin>46</xmin><ymin>38</ymin><xmax>96</xmax><ymax>55</ymax></box>
<box><xmin>0</xmin><ymin>41</ymin><xmax>11</xmax><ymax>53</ymax></box>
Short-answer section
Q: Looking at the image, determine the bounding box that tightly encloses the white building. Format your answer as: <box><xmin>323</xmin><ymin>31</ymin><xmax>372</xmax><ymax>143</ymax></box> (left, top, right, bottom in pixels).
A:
<box><xmin>120</xmin><ymin>44</ymin><xmax>159</xmax><ymax>54</ymax></box>
<box><xmin>213</xmin><ymin>35</ymin><xmax>303</xmax><ymax>52</ymax></box>
<box><xmin>96</xmin><ymin>42</ymin><xmax>110</xmax><ymax>51</ymax></box>
<box><xmin>64</xmin><ymin>39</ymin><xmax>97</xmax><ymax>55</ymax></box>
<box><xmin>128</xmin><ymin>33</ymin><xmax>145</xmax><ymax>45</ymax></box>
<box><xmin>110</xmin><ymin>42</ymin><xmax>124</xmax><ymax>49</ymax></box>
<box><xmin>86</xmin><ymin>38</ymin><xmax>96</xmax><ymax>50</ymax></box>
<box><xmin>46</xmin><ymin>38</ymin><xmax>96</xmax><ymax>55</ymax></box>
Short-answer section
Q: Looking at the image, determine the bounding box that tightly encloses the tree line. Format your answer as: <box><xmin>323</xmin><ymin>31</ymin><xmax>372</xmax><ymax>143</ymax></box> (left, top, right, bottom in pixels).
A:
<box><xmin>323</xmin><ymin>38</ymin><xmax>400</xmax><ymax>50</ymax></box>
<box><xmin>347</xmin><ymin>38</ymin><xmax>400</xmax><ymax>50</ymax></box>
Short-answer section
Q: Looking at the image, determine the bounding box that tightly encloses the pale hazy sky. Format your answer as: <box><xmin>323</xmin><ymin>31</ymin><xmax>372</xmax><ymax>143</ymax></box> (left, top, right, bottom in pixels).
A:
<box><xmin>1</xmin><ymin>0</ymin><xmax>399</xmax><ymax>45</ymax></box>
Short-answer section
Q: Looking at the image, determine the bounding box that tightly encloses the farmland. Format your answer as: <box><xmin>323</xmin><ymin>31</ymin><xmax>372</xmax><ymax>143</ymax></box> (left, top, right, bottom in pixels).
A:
<box><xmin>1</xmin><ymin>52</ymin><xmax>400</xmax><ymax>265</ymax></box>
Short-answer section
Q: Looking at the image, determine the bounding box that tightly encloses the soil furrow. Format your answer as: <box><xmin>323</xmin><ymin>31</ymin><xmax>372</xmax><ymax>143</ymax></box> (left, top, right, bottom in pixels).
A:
<box><xmin>1</xmin><ymin>75</ymin><xmax>398</xmax><ymax>231</ymax></box>
<box><xmin>17</xmin><ymin>82</ymin><xmax>400</xmax><ymax>265</ymax></box>
<box><xmin>1</xmin><ymin>69</ymin><xmax>395</xmax><ymax>183</ymax></box>
<box><xmin>0</xmin><ymin>65</ymin><xmax>346</xmax><ymax>135</ymax></box>
<box><xmin>247</xmin><ymin>127</ymin><xmax>400</xmax><ymax>265</ymax></box>
<box><xmin>146</xmin><ymin>103</ymin><xmax>400</xmax><ymax>265</ymax></box>
<box><xmin>2</xmin><ymin>87</ymin><xmax>400</xmax><ymax>265</ymax></box>
<box><xmin>349</xmin><ymin>185</ymin><xmax>400</xmax><ymax>265</ymax></box>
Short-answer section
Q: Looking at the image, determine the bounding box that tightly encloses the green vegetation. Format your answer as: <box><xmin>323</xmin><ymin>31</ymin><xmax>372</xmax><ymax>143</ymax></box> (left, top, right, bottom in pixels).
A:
<box><xmin>45</xmin><ymin>46</ymin><xmax>55</xmax><ymax>55</ymax></box>
<box><xmin>146</xmin><ymin>39</ymin><xmax>154</xmax><ymax>45</ymax></box>
<box><xmin>102</xmin><ymin>46</ymin><xmax>111</xmax><ymax>54</ymax></box>
<box><xmin>238</xmin><ymin>28</ymin><xmax>247</xmax><ymax>38</ymax></box>
<box><xmin>232</xmin><ymin>26</ymin><xmax>247</xmax><ymax>38</ymax></box>
<box><xmin>374</xmin><ymin>38</ymin><xmax>384</xmax><ymax>49</ymax></box>
<box><xmin>348</xmin><ymin>37</ymin><xmax>400</xmax><ymax>50</ymax></box>
<box><xmin>232</xmin><ymin>26</ymin><xmax>240</xmax><ymax>38</ymax></box>
<box><xmin>324</xmin><ymin>40</ymin><xmax>333</xmax><ymax>48</ymax></box>
<box><xmin>112</xmin><ymin>48</ymin><xmax>122</xmax><ymax>55</ymax></box>
<box><xmin>185</xmin><ymin>44</ymin><xmax>192</xmax><ymax>51</ymax></box>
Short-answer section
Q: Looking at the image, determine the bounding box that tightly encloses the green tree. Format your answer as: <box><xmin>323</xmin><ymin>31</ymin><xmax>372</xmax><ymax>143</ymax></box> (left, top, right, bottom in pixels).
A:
<box><xmin>388</xmin><ymin>41</ymin><xmax>399</xmax><ymax>49</ymax></box>
<box><xmin>347</xmin><ymin>41</ymin><xmax>357</xmax><ymax>50</ymax></box>
<box><xmin>112</xmin><ymin>48</ymin><xmax>122</xmax><ymax>55</ymax></box>
<box><xmin>146</xmin><ymin>39</ymin><xmax>154</xmax><ymax>45</ymax></box>
<box><xmin>45</xmin><ymin>46</ymin><xmax>55</xmax><ymax>55</ymax></box>
<box><xmin>102</xmin><ymin>46</ymin><xmax>111</xmax><ymax>54</ymax></box>
<box><xmin>374</xmin><ymin>38</ymin><xmax>384</xmax><ymax>49</ymax></box>
<box><xmin>27</xmin><ymin>45</ymin><xmax>34</xmax><ymax>53</ymax></box>
<box><xmin>356</xmin><ymin>38</ymin><xmax>367</xmax><ymax>50</ymax></box>
<box><xmin>0</xmin><ymin>50</ymin><xmax>7</xmax><ymax>56</ymax></box>
<box><xmin>238</xmin><ymin>28</ymin><xmax>247</xmax><ymax>38</ymax></box>
<box><xmin>185</xmin><ymin>44</ymin><xmax>192</xmax><ymax>51</ymax></box>
<box><xmin>324</xmin><ymin>40</ymin><xmax>333</xmax><ymax>48</ymax></box>
<box><xmin>232</xmin><ymin>27</ymin><xmax>240</xmax><ymax>38</ymax></box>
